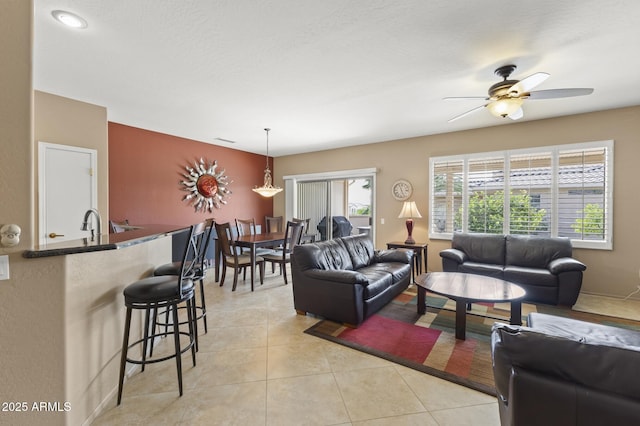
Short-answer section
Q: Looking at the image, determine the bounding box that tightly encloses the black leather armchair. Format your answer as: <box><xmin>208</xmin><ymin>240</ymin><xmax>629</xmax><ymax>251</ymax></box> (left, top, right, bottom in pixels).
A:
<box><xmin>492</xmin><ymin>313</ymin><xmax>640</xmax><ymax>426</ymax></box>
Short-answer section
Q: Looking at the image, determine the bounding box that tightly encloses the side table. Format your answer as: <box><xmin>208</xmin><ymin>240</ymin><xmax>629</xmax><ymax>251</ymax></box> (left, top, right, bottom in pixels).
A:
<box><xmin>386</xmin><ymin>241</ymin><xmax>428</xmax><ymax>282</ymax></box>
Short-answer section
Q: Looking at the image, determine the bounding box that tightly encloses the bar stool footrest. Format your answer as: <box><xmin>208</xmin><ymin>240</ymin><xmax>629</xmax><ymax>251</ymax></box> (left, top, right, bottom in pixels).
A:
<box><xmin>126</xmin><ymin>331</ymin><xmax>195</xmax><ymax>366</ymax></box>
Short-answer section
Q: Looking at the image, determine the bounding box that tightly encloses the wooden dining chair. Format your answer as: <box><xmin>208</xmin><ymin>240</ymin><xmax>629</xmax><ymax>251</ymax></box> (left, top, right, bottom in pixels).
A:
<box><xmin>235</xmin><ymin>218</ymin><xmax>257</xmax><ymax>236</ymax></box>
<box><xmin>215</xmin><ymin>222</ymin><xmax>265</xmax><ymax>291</ymax></box>
<box><xmin>264</xmin><ymin>215</ymin><xmax>284</xmax><ymax>233</ymax></box>
<box><xmin>235</xmin><ymin>218</ymin><xmax>272</xmax><ymax>277</ymax></box>
<box><xmin>262</xmin><ymin>221</ymin><xmax>304</xmax><ymax>285</ymax></box>
<box><xmin>292</xmin><ymin>217</ymin><xmax>315</xmax><ymax>243</ymax></box>
<box><xmin>264</xmin><ymin>215</ymin><xmax>284</xmax><ymax>271</ymax></box>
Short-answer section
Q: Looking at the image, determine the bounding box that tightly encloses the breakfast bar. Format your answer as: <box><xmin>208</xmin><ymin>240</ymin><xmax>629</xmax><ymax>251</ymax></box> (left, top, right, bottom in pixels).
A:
<box><xmin>20</xmin><ymin>224</ymin><xmax>187</xmax><ymax>426</ymax></box>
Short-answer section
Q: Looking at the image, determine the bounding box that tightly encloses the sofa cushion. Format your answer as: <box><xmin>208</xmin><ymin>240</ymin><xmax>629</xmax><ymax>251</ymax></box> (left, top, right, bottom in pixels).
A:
<box><xmin>505</xmin><ymin>235</ymin><xmax>572</xmax><ymax>268</ymax></box>
<box><xmin>357</xmin><ymin>265</ymin><xmax>394</xmax><ymax>299</ymax></box>
<box><xmin>370</xmin><ymin>261</ymin><xmax>411</xmax><ymax>284</ymax></box>
<box><xmin>504</xmin><ymin>266</ymin><xmax>557</xmax><ymax>287</ymax></box>
<box><xmin>291</xmin><ymin>238</ymin><xmax>354</xmax><ymax>271</ymax></box>
<box><xmin>340</xmin><ymin>234</ymin><xmax>375</xmax><ymax>270</ymax></box>
<box><xmin>528</xmin><ymin>312</ymin><xmax>640</xmax><ymax>350</ymax></box>
<box><xmin>459</xmin><ymin>261</ymin><xmax>504</xmax><ymax>278</ymax></box>
<box><xmin>453</xmin><ymin>233</ymin><xmax>505</xmax><ymax>265</ymax></box>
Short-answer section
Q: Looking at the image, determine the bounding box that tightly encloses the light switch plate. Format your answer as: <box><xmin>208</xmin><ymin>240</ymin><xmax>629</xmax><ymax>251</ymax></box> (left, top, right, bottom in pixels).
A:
<box><xmin>0</xmin><ymin>255</ymin><xmax>9</xmax><ymax>280</ymax></box>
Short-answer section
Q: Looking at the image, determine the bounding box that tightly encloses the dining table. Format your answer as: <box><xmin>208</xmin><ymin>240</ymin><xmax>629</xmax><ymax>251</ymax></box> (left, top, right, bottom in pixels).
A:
<box><xmin>215</xmin><ymin>231</ymin><xmax>286</xmax><ymax>291</ymax></box>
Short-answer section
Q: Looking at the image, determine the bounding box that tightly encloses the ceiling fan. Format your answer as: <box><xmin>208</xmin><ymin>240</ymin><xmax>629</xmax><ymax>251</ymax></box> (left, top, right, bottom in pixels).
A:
<box><xmin>444</xmin><ymin>64</ymin><xmax>594</xmax><ymax>123</ymax></box>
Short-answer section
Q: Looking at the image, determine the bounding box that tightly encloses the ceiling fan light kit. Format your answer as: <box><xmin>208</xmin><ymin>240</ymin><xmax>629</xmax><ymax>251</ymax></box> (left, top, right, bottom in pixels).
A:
<box><xmin>487</xmin><ymin>97</ymin><xmax>523</xmax><ymax>118</ymax></box>
<box><xmin>445</xmin><ymin>64</ymin><xmax>594</xmax><ymax>123</ymax></box>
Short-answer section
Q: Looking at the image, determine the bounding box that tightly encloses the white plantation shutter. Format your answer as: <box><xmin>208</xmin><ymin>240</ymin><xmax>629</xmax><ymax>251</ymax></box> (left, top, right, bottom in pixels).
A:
<box><xmin>466</xmin><ymin>156</ymin><xmax>505</xmax><ymax>233</ymax></box>
<box><xmin>429</xmin><ymin>141</ymin><xmax>613</xmax><ymax>249</ymax></box>
<box><xmin>557</xmin><ymin>146</ymin><xmax>610</xmax><ymax>246</ymax></box>
<box><xmin>508</xmin><ymin>153</ymin><xmax>552</xmax><ymax>236</ymax></box>
<box><xmin>431</xmin><ymin>160</ymin><xmax>463</xmax><ymax>234</ymax></box>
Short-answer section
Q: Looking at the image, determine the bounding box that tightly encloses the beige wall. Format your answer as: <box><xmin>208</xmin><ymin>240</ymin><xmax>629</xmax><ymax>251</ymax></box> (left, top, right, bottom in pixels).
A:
<box><xmin>34</xmin><ymin>90</ymin><xmax>109</xmax><ymax>235</ymax></box>
<box><xmin>274</xmin><ymin>106</ymin><xmax>640</xmax><ymax>299</ymax></box>
<box><xmin>1</xmin><ymin>4</ymin><xmax>116</xmax><ymax>425</ymax></box>
<box><xmin>1</xmin><ymin>1</ymin><xmax>637</xmax><ymax>422</ymax></box>
<box><xmin>0</xmin><ymin>1</ymin><xmax>40</xmax><ymax>424</ymax></box>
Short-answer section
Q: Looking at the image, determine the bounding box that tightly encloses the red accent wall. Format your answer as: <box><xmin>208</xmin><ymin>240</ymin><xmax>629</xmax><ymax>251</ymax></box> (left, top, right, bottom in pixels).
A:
<box><xmin>108</xmin><ymin>122</ymin><xmax>273</xmax><ymax>228</ymax></box>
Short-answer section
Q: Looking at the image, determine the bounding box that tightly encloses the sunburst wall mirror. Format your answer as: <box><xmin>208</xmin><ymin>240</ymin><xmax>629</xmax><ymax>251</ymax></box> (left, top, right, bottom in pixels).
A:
<box><xmin>181</xmin><ymin>158</ymin><xmax>231</xmax><ymax>212</ymax></box>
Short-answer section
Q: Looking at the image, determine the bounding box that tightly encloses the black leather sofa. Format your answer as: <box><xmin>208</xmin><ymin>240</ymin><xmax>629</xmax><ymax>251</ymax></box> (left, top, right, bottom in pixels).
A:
<box><xmin>492</xmin><ymin>313</ymin><xmax>640</xmax><ymax>426</ymax></box>
<box><xmin>291</xmin><ymin>234</ymin><xmax>413</xmax><ymax>326</ymax></box>
<box><xmin>440</xmin><ymin>233</ymin><xmax>586</xmax><ymax>306</ymax></box>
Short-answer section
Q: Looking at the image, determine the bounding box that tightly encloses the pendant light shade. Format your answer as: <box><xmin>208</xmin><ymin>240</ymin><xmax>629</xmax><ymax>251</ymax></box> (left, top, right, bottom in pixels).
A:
<box><xmin>252</xmin><ymin>128</ymin><xmax>283</xmax><ymax>197</ymax></box>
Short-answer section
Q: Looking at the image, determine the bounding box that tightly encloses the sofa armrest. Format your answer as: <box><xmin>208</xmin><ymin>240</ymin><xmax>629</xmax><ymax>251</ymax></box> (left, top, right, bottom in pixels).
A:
<box><xmin>439</xmin><ymin>248</ymin><xmax>467</xmax><ymax>264</ymax></box>
<box><xmin>548</xmin><ymin>257</ymin><xmax>586</xmax><ymax>274</ymax></box>
<box><xmin>374</xmin><ymin>248</ymin><xmax>413</xmax><ymax>264</ymax></box>
<box><xmin>291</xmin><ymin>267</ymin><xmax>367</xmax><ymax>325</ymax></box>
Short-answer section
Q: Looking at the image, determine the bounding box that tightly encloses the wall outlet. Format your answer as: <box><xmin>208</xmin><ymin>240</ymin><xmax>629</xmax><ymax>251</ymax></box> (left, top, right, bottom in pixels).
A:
<box><xmin>0</xmin><ymin>255</ymin><xmax>9</xmax><ymax>280</ymax></box>
<box><xmin>380</xmin><ymin>218</ymin><xmax>385</xmax><ymax>225</ymax></box>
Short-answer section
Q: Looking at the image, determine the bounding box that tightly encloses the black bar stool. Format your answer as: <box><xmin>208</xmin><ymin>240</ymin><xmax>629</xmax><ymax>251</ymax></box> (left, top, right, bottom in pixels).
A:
<box><xmin>117</xmin><ymin>222</ymin><xmax>205</xmax><ymax>405</ymax></box>
<box><xmin>153</xmin><ymin>219</ymin><xmax>214</xmax><ymax>344</ymax></box>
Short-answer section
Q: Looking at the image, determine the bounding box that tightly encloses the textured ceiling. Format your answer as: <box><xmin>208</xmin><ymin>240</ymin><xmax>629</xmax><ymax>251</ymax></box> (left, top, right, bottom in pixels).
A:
<box><xmin>34</xmin><ymin>1</ymin><xmax>640</xmax><ymax>156</ymax></box>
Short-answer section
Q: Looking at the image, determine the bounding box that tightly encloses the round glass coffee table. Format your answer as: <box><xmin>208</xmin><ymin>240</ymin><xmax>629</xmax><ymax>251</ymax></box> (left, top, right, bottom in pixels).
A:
<box><xmin>416</xmin><ymin>272</ymin><xmax>526</xmax><ymax>340</ymax></box>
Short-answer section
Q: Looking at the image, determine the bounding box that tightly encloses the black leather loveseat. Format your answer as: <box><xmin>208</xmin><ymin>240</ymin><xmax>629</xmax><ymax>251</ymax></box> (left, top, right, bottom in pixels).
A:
<box><xmin>291</xmin><ymin>234</ymin><xmax>412</xmax><ymax>326</ymax></box>
<box><xmin>492</xmin><ymin>313</ymin><xmax>640</xmax><ymax>426</ymax></box>
<box><xmin>440</xmin><ymin>233</ymin><xmax>586</xmax><ymax>306</ymax></box>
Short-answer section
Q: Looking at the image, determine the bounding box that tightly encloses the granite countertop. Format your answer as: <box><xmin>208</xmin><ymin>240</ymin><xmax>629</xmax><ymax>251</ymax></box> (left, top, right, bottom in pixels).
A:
<box><xmin>23</xmin><ymin>224</ymin><xmax>188</xmax><ymax>258</ymax></box>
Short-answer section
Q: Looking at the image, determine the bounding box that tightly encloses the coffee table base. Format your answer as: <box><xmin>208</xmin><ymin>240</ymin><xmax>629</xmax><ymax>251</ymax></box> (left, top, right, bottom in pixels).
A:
<box><xmin>417</xmin><ymin>285</ymin><xmax>522</xmax><ymax>340</ymax></box>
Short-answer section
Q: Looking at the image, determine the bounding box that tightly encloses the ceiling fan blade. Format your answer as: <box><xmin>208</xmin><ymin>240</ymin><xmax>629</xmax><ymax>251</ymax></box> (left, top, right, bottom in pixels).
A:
<box><xmin>447</xmin><ymin>104</ymin><xmax>487</xmax><ymax>123</ymax></box>
<box><xmin>508</xmin><ymin>107</ymin><xmax>524</xmax><ymax>120</ymax></box>
<box><xmin>526</xmin><ymin>88</ymin><xmax>594</xmax><ymax>99</ymax></box>
<box><xmin>443</xmin><ymin>96</ymin><xmax>488</xmax><ymax>101</ymax></box>
<box><xmin>509</xmin><ymin>72</ymin><xmax>550</xmax><ymax>96</ymax></box>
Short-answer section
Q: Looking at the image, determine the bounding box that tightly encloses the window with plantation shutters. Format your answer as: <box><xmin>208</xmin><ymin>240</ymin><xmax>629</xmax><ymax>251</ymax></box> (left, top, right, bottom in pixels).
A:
<box><xmin>429</xmin><ymin>140</ymin><xmax>613</xmax><ymax>250</ymax></box>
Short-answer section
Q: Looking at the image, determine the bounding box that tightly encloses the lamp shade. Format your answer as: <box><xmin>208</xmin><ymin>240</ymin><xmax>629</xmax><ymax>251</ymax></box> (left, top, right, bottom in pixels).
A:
<box><xmin>398</xmin><ymin>201</ymin><xmax>422</xmax><ymax>219</ymax></box>
<box><xmin>487</xmin><ymin>98</ymin><xmax>523</xmax><ymax>118</ymax></box>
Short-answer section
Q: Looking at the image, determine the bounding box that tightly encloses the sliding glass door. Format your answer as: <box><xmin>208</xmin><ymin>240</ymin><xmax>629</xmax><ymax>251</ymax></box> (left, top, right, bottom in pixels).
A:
<box><xmin>285</xmin><ymin>169</ymin><xmax>376</xmax><ymax>242</ymax></box>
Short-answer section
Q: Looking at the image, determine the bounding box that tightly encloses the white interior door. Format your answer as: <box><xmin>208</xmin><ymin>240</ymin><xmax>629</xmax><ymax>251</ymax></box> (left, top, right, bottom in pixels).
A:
<box><xmin>39</xmin><ymin>142</ymin><xmax>97</xmax><ymax>245</ymax></box>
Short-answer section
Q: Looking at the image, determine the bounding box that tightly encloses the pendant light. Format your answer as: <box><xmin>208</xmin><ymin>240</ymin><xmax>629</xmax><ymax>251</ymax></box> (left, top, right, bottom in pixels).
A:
<box><xmin>252</xmin><ymin>128</ymin><xmax>283</xmax><ymax>197</ymax></box>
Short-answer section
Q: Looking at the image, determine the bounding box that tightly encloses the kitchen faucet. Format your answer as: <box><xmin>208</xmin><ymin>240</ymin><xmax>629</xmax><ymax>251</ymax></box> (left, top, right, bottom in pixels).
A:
<box><xmin>81</xmin><ymin>208</ymin><xmax>103</xmax><ymax>240</ymax></box>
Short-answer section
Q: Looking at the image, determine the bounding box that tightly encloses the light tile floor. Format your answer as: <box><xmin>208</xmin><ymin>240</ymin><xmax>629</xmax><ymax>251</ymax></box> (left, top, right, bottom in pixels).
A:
<box><xmin>93</xmin><ymin>267</ymin><xmax>636</xmax><ymax>425</ymax></box>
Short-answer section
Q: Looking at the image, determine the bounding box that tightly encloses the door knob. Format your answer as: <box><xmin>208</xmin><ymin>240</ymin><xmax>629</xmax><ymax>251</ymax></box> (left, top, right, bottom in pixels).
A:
<box><xmin>48</xmin><ymin>232</ymin><xmax>65</xmax><ymax>238</ymax></box>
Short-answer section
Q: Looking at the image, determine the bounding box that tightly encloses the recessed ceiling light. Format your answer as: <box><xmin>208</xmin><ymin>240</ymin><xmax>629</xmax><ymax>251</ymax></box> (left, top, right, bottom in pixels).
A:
<box><xmin>51</xmin><ymin>10</ymin><xmax>88</xmax><ymax>29</ymax></box>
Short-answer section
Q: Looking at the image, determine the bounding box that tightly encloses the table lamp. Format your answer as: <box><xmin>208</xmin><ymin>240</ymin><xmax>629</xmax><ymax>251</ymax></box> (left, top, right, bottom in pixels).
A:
<box><xmin>398</xmin><ymin>201</ymin><xmax>422</xmax><ymax>244</ymax></box>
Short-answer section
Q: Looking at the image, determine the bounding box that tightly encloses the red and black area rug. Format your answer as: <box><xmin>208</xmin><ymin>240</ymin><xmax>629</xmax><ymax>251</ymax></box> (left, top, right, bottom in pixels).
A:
<box><xmin>304</xmin><ymin>286</ymin><xmax>640</xmax><ymax>395</ymax></box>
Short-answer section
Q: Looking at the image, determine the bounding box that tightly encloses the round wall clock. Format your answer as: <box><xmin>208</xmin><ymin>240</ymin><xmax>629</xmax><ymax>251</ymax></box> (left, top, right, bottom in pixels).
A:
<box><xmin>181</xmin><ymin>158</ymin><xmax>231</xmax><ymax>212</ymax></box>
<box><xmin>392</xmin><ymin>179</ymin><xmax>413</xmax><ymax>201</ymax></box>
